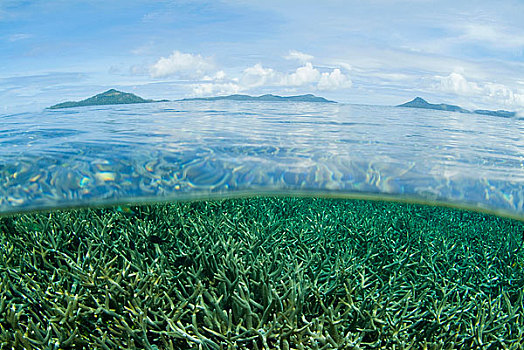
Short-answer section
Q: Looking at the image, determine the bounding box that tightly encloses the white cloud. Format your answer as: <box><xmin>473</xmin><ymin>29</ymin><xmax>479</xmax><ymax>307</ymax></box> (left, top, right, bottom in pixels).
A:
<box><xmin>203</xmin><ymin>70</ymin><xmax>227</xmax><ymax>81</ymax></box>
<box><xmin>284</xmin><ymin>50</ymin><xmax>314</xmax><ymax>64</ymax></box>
<box><xmin>152</xmin><ymin>51</ymin><xmax>353</xmax><ymax>97</ymax></box>
<box><xmin>279</xmin><ymin>63</ymin><xmax>351</xmax><ymax>90</ymax></box>
<box><xmin>236</xmin><ymin>62</ymin><xmax>352</xmax><ymax>91</ymax></box>
<box><xmin>191</xmin><ymin>82</ymin><xmax>241</xmax><ymax>96</ymax></box>
<box><xmin>281</xmin><ymin>62</ymin><xmax>320</xmax><ymax>86</ymax></box>
<box><xmin>240</xmin><ymin>63</ymin><xmax>279</xmax><ymax>87</ymax></box>
<box><xmin>483</xmin><ymin>82</ymin><xmax>524</xmax><ymax>107</ymax></box>
<box><xmin>458</xmin><ymin>23</ymin><xmax>524</xmax><ymax>49</ymax></box>
<box><xmin>434</xmin><ymin>72</ymin><xmax>524</xmax><ymax>109</ymax></box>
<box><xmin>436</xmin><ymin>72</ymin><xmax>482</xmax><ymax>95</ymax></box>
<box><xmin>318</xmin><ymin>68</ymin><xmax>352</xmax><ymax>90</ymax></box>
<box><xmin>150</xmin><ymin>51</ymin><xmax>214</xmax><ymax>79</ymax></box>
<box><xmin>369</xmin><ymin>72</ymin><xmax>411</xmax><ymax>81</ymax></box>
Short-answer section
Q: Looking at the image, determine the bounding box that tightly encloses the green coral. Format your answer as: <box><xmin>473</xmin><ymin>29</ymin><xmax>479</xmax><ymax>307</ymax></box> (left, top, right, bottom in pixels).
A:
<box><xmin>0</xmin><ymin>197</ymin><xmax>523</xmax><ymax>349</ymax></box>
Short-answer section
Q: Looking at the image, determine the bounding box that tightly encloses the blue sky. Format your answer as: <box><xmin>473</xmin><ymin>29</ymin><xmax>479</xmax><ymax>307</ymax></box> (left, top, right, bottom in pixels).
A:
<box><xmin>1</xmin><ymin>0</ymin><xmax>524</xmax><ymax>113</ymax></box>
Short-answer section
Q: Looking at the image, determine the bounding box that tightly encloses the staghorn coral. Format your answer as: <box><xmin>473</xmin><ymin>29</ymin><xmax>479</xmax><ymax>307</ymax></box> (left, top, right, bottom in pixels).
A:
<box><xmin>0</xmin><ymin>197</ymin><xmax>523</xmax><ymax>349</ymax></box>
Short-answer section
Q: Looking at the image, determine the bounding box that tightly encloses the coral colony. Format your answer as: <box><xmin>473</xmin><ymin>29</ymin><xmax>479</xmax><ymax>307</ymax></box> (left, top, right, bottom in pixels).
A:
<box><xmin>1</xmin><ymin>197</ymin><xmax>523</xmax><ymax>349</ymax></box>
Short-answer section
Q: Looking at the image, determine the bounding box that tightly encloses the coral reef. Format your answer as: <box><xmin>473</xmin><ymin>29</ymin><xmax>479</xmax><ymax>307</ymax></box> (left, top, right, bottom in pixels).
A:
<box><xmin>0</xmin><ymin>197</ymin><xmax>523</xmax><ymax>349</ymax></box>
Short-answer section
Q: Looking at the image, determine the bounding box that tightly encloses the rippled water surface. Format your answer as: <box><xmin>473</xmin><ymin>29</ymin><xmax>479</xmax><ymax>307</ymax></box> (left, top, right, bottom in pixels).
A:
<box><xmin>1</xmin><ymin>101</ymin><xmax>523</xmax><ymax>217</ymax></box>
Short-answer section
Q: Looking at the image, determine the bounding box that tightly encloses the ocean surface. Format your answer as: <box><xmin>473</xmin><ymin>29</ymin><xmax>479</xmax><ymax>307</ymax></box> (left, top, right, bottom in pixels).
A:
<box><xmin>1</xmin><ymin>101</ymin><xmax>523</xmax><ymax>218</ymax></box>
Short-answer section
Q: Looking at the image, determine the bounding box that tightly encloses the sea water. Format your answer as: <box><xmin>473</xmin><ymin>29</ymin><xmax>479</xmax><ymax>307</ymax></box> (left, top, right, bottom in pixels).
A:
<box><xmin>1</xmin><ymin>101</ymin><xmax>524</xmax><ymax>348</ymax></box>
<box><xmin>1</xmin><ymin>101</ymin><xmax>523</xmax><ymax>217</ymax></box>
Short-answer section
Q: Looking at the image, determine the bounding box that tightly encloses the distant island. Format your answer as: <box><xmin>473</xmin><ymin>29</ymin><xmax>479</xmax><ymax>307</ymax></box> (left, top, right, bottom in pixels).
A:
<box><xmin>398</xmin><ymin>97</ymin><xmax>516</xmax><ymax>118</ymax></box>
<box><xmin>48</xmin><ymin>90</ymin><xmax>517</xmax><ymax>118</ymax></box>
<box><xmin>179</xmin><ymin>94</ymin><xmax>336</xmax><ymax>103</ymax></box>
<box><xmin>397</xmin><ymin>97</ymin><xmax>469</xmax><ymax>113</ymax></box>
<box><xmin>472</xmin><ymin>109</ymin><xmax>516</xmax><ymax>118</ymax></box>
<box><xmin>48</xmin><ymin>89</ymin><xmax>167</xmax><ymax>109</ymax></box>
<box><xmin>48</xmin><ymin>91</ymin><xmax>335</xmax><ymax>109</ymax></box>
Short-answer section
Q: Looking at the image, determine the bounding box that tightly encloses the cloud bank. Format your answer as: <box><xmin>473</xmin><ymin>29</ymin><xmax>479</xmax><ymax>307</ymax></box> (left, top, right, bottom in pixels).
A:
<box><xmin>182</xmin><ymin>50</ymin><xmax>351</xmax><ymax>96</ymax></box>
<box><xmin>150</xmin><ymin>51</ymin><xmax>214</xmax><ymax>79</ymax></box>
<box><xmin>435</xmin><ymin>72</ymin><xmax>524</xmax><ymax>109</ymax></box>
<box><xmin>143</xmin><ymin>50</ymin><xmax>521</xmax><ymax>111</ymax></box>
<box><xmin>284</xmin><ymin>50</ymin><xmax>314</xmax><ymax>64</ymax></box>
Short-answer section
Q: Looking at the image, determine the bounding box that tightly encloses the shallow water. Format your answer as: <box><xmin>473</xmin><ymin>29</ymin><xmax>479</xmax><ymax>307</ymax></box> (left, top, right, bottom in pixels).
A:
<box><xmin>1</xmin><ymin>101</ymin><xmax>523</xmax><ymax>218</ymax></box>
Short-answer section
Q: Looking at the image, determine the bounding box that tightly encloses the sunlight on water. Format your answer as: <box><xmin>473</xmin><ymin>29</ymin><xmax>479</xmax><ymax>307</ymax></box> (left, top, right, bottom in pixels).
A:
<box><xmin>1</xmin><ymin>101</ymin><xmax>523</xmax><ymax>219</ymax></box>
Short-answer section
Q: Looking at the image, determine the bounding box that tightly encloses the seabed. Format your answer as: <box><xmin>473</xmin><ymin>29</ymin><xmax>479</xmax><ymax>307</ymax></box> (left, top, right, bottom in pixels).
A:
<box><xmin>0</xmin><ymin>197</ymin><xmax>523</xmax><ymax>349</ymax></box>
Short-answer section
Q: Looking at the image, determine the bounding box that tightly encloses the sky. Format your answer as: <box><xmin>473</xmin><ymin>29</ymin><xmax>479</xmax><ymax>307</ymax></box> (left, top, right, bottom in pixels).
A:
<box><xmin>1</xmin><ymin>0</ymin><xmax>524</xmax><ymax>113</ymax></box>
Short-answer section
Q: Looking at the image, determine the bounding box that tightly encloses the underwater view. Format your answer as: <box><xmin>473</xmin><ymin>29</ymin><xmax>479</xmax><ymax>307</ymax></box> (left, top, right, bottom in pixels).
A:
<box><xmin>2</xmin><ymin>0</ymin><xmax>524</xmax><ymax>349</ymax></box>
<box><xmin>0</xmin><ymin>197</ymin><xmax>523</xmax><ymax>349</ymax></box>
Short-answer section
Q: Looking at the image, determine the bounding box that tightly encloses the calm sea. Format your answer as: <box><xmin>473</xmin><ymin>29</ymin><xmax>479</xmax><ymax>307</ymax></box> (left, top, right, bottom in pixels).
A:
<box><xmin>1</xmin><ymin>101</ymin><xmax>523</xmax><ymax>219</ymax></box>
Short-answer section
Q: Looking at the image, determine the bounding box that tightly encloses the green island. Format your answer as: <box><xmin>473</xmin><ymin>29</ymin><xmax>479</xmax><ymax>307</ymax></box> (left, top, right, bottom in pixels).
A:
<box><xmin>398</xmin><ymin>97</ymin><xmax>517</xmax><ymax>118</ymax></box>
<box><xmin>48</xmin><ymin>89</ymin><xmax>167</xmax><ymax>109</ymax></box>
<box><xmin>47</xmin><ymin>90</ymin><xmax>517</xmax><ymax>118</ymax></box>
<box><xmin>48</xmin><ymin>91</ymin><xmax>334</xmax><ymax>109</ymax></box>
<box><xmin>1</xmin><ymin>197</ymin><xmax>523</xmax><ymax>349</ymax></box>
<box><xmin>179</xmin><ymin>94</ymin><xmax>336</xmax><ymax>103</ymax></box>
